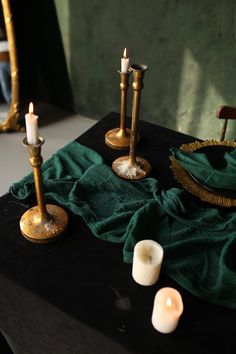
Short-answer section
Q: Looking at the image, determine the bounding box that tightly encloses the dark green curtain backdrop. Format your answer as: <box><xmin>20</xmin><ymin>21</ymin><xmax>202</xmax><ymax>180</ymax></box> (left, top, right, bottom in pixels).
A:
<box><xmin>12</xmin><ymin>0</ymin><xmax>236</xmax><ymax>140</ymax></box>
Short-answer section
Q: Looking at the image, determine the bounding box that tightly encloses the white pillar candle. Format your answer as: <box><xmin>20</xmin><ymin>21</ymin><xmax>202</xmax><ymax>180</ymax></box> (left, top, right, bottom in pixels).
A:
<box><xmin>121</xmin><ymin>48</ymin><xmax>129</xmax><ymax>73</ymax></box>
<box><xmin>132</xmin><ymin>240</ymin><xmax>164</xmax><ymax>286</ymax></box>
<box><xmin>25</xmin><ymin>102</ymin><xmax>39</xmax><ymax>145</ymax></box>
<box><xmin>152</xmin><ymin>287</ymin><xmax>184</xmax><ymax>334</ymax></box>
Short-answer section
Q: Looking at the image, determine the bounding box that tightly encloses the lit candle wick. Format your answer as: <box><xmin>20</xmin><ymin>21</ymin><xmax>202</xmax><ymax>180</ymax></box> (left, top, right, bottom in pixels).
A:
<box><xmin>123</xmin><ymin>47</ymin><xmax>127</xmax><ymax>59</ymax></box>
<box><xmin>166</xmin><ymin>297</ymin><xmax>172</xmax><ymax>308</ymax></box>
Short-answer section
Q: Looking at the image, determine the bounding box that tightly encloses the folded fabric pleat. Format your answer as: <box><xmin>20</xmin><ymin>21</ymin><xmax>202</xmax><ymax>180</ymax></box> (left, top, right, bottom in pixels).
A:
<box><xmin>10</xmin><ymin>141</ymin><xmax>236</xmax><ymax>309</ymax></box>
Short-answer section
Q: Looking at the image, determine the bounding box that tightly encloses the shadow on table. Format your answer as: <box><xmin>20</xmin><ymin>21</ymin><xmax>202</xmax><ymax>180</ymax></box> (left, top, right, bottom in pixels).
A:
<box><xmin>0</xmin><ymin>332</ymin><xmax>13</xmax><ymax>354</ymax></box>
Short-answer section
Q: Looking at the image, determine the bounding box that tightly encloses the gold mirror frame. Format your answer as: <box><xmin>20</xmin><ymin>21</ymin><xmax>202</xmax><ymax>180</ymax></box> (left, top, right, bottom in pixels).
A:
<box><xmin>0</xmin><ymin>0</ymin><xmax>20</xmax><ymax>132</ymax></box>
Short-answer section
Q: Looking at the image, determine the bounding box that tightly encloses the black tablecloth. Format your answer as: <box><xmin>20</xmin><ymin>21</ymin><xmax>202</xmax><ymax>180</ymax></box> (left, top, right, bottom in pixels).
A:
<box><xmin>0</xmin><ymin>112</ymin><xmax>235</xmax><ymax>354</ymax></box>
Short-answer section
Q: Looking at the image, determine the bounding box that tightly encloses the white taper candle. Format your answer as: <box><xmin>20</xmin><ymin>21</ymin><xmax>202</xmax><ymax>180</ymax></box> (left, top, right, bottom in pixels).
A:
<box><xmin>25</xmin><ymin>102</ymin><xmax>39</xmax><ymax>145</ymax></box>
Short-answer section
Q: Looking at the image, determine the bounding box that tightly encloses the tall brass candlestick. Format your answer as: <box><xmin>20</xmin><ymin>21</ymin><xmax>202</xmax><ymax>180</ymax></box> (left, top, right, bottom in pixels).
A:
<box><xmin>20</xmin><ymin>137</ymin><xmax>68</xmax><ymax>243</ymax></box>
<box><xmin>105</xmin><ymin>70</ymin><xmax>131</xmax><ymax>149</ymax></box>
<box><xmin>112</xmin><ymin>64</ymin><xmax>151</xmax><ymax>180</ymax></box>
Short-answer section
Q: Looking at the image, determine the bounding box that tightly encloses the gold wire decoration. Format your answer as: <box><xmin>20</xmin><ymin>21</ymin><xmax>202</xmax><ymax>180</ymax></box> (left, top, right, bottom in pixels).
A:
<box><xmin>0</xmin><ymin>0</ymin><xmax>21</xmax><ymax>132</ymax></box>
<box><xmin>112</xmin><ymin>64</ymin><xmax>151</xmax><ymax>180</ymax></box>
<box><xmin>20</xmin><ymin>137</ymin><xmax>68</xmax><ymax>243</ymax></box>
<box><xmin>170</xmin><ymin>139</ymin><xmax>236</xmax><ymax>207</ymax></box>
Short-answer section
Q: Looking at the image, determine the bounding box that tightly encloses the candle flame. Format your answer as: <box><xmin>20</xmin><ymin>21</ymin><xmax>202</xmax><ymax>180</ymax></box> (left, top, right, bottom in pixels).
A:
<box><xmin>29</xmin><ymin>102</ymin><xmax>34</xmax><ymax>114</ymax></box>
<box><xmin>123</xmin><ymin>48</ymin><xmax>127</xmax><ymax>59</ymax></box>
<box><xmin>166</xmin><ymin>297</ymin><xmax>172</xmax><ymax>308</ymax></box>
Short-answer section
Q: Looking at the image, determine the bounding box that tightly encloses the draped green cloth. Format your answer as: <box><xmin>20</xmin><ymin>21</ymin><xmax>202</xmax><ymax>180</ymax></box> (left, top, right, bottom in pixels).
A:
<box><xmin>10</xmin><ymin>141</ymin><xmax>236</xmax><ymax>309</ymax></box>
<box><xmin>171</xmin><ymin>147</ymin><xmax>236</xmax><ymax>190</ymax></box>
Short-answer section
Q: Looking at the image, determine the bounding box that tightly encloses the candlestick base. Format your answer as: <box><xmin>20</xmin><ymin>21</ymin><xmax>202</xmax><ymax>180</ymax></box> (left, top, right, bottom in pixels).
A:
<box><xmin>20</xmin><ymin>204</ymin><xmax>68</xmax><ymax>243</ymax></box>
<box><xmin>105</xmin><ymin>128</ymin><xmax>130</xmax><ymax>150</ymax></box>
<box><xmin>112</xmin><ymin>156</ymin><xmax>151</xmax><ymax>180</ymax></box>
<box><xmin>105</xmin><ymin>128</ymin><xmax>140</xmax><ymax>150</ymax></box>
<box><xmin>105</xmin><ymin>127</ymin><xmax>131</xmax><ymax>149</ymax></box>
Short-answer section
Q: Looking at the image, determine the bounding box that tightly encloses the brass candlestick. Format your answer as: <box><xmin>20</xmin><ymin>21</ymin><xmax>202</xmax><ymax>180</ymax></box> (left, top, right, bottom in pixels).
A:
<box><xmin>105</xmin><ymin>70</ymin><xmax>131</xmax><ymax>149</ymax></box>
<box><xmin>20</xmin><ymin>137</ymin><xmax>68</xmax><ymax>243</ymax></box>
<box><xmin>112</xmin><ymin>64</ymin><xmax>151</xmax><ymax>180</ymax></box>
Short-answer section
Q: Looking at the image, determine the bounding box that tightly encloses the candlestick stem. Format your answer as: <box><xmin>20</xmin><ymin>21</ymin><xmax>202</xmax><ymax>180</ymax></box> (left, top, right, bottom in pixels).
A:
<box><xmin>129</xmin><ymin>65</ymin><xmax>146</xmax><ymax>165</ymax></box>
<box><xmin>105</xmin><ymin>71</ymin><xmax>134</xmax><ymax>149</ymax></box>
<box><xmin>119</xmin><ymin>71</ymin><xmax>129</xmax><ymax>131</ymax></box>
<box><xmin>34</xmin><ymin>164</ymin><xmax>47</xmax><ymax>219</ymax></box>
<box><xmin>20</xmin><ymin>137</ymin><xmax>68</xmax><ymax>243</ymax></box>
<box><xmin>27</xmin><ymin>138</ymin><xmax>49</xmax><ymax>222</ymax></box>
<box><xmin>112</xmin><ymin>64</ymin><xmax>151</xmax><ymax>180</ymax></box>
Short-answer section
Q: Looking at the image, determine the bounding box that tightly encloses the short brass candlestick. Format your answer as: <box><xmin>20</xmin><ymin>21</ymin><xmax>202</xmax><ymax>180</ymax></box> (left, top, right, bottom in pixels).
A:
<box><xmin>105</xmin><ymin>70</ymin><xmax>131</xmax><ymax>149</ymax></box>
<box><xmin>20</xmin><ymin>137</ymin><xmax>68</xmax><ymax>243</ymax></box>
<box><xmin>112</xmin><ymin>64</ymin><xmax>151</xmax><ymax>180</ymax></box>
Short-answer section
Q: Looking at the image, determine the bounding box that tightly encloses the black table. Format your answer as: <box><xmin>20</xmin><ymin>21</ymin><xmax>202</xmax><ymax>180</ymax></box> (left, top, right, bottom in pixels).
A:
<box><xmin>0</xmin><ymin>112</ymin><xmax>235</xmax><ymax>354</ymax></box>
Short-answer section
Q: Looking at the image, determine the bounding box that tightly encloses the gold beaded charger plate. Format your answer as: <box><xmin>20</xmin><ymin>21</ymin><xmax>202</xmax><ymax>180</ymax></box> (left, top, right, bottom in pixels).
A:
<box><xmin>169</xmin><ymin>140</ymin><xmax>236</xmax><ymax>207</ymax></box>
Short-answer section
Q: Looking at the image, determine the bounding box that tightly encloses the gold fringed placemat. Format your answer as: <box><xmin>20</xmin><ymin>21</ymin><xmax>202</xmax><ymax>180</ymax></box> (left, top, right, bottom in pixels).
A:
<box><xmin>170</xmin><ymin>140</ymin><xmax>236</xmax><ymax>207</ymax></box>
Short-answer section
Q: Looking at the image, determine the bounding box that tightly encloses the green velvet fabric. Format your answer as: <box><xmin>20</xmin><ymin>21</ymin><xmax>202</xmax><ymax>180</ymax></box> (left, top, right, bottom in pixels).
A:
<box><xmin>10</xmin><ymin>141</ymin><xmax>236</xmax><ymax>309</ymax></box>
<box><xmin>171</xmin><ymin>147</ymin><xmax>236</xmax><ymax>190</ymax></box>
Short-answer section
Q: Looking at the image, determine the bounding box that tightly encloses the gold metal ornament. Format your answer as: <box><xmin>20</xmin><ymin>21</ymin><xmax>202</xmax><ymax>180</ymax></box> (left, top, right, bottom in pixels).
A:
<box><xmin>0</xmin><ymin>0</ymin><xmax>21</xmax><ymax>132</ymax></box>
<box><xmin>105</xmin><ymin>70</ymin><xmax>132</xmax><ymax>149</ymax></box>
<box><xmin>20</xmin><ymin>137</ymin><xmax>68</xmax><ymax>243</ymax></box>
<box><xmin>170</xmin><ymin>139</ymin><xmax>236</xmax><ymax>207</ymax></box>
<box><xmin>112</xmin><ymin>64</ymin><xmax>151</xmax><ymax>180</ymax></box>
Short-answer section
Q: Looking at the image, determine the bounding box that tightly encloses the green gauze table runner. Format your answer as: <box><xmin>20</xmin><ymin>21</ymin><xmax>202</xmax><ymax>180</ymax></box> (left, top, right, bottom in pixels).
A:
<box><xmin>10</xmin><ymin>141</ymin><xmax>236</xmax><ymax>309</ymax></box>
<box><xmin>171</xmin><ymin>147</ymin><xmax>236</xmax><ymax>190</ymax></box>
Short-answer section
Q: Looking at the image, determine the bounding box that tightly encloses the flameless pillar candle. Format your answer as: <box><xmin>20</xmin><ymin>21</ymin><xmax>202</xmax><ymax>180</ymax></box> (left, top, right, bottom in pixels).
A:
<box><xmin>121</xmin><ymin>48</ymin><xmax>129</xmax><ymax>73</ymax></box>
<box><xmin>132</xmin><ymin>240</ymin><xmax>164</xmax><ymax>286</ymax></box>
<box><xmin>25</xmin><ymin>102</ymin><xmax>39</xmax><ymax>145</ymax></box>
<box><xmin>152</xmin><ymin>287</ymin><xmax>184</xmax><ymax>333</ymax></box>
